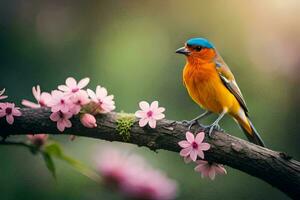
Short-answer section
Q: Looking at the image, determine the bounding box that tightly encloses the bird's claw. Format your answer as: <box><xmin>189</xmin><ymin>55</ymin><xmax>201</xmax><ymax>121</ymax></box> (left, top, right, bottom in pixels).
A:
<box><xmin>182</xmin><ymin>119</ymin><xmax>200</xmax><ymax>130</ymax></box>
<box><xmin>203</xmin><ymin>123</ymin><xmax>224</xmax><ymax>137</ymax></box>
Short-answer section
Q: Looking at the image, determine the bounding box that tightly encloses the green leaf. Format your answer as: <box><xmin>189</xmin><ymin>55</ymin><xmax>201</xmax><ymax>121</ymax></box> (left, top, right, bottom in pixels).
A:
<box><xmin>42</xmin><ymin>152</ymin><xmax>56</xmax><ymax>179</ymax></box>
<box><xmin>44</xmin><ymin>142</ymin><xmax>99</xmax><ymax>182</ymax></box>
<box><xmin>44</xmin><ymin>143</ymin><xmax>63</xmax><ymax>157</ymax></box>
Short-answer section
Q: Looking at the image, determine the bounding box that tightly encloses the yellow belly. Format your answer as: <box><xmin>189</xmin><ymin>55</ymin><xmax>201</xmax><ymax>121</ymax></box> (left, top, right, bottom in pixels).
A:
<box><xmin>183</xmin><ymin>64</ymin><xmax>240</xmax><ymax>114</ymax></box>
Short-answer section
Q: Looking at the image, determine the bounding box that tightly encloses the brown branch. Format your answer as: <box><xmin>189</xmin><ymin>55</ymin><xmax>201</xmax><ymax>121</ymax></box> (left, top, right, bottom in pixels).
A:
<box><xmin>0</xmin><ymin>108</ymin><xmax>299</xmax><ymax>199</ymax></box>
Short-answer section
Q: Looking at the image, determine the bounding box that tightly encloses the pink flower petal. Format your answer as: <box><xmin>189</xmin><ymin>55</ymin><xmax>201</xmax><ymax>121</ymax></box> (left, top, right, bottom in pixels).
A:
<box><xmin>51</xmin><ymin>106</ymin><xmax>60</xmax><ymax>113</ymax></box>
<box><xmin>64</xmin><ymin>112</ymin><xmax>73</xmax><ymax>119</ymax></box>
<box><xmin>0</xmin><ymin>89</ymin><xmax>5</xmax><ymax>96</ymax></box>
<box><xmin>41</xmin><ymin>92</ymin><xmax>52</xmax><ymax>102</ymax></box>
<box><xmin>186</xmin><ymin>131</ymin><xmax>195</xmax><ymax>143</ymax></box>
<box><xmin>150</xmin><ymin>101</ymin><xmax>159</xmax><ymax>110</ymax></box>
<box><xmin>22</xmin><ymin>100</ymin><xmax>40</xmax><ymax>108</ymax></box>
<box><xmin>96</xmin><ymin>86</ymin><xmax>108</xmax><ymax>98</ymax></box>
<box><xmin>196</xmin><ymin>160</ymin><xmax>208</xmax><ymax>165</ymax></box>
<box><xmin>139</xmin><ymin>118</ymin><xmax>149</xmax><ymax>127</ymax></box>
<box><xmin>66</xmin><ymin>77</ymin><xmax>77</xmax><ymax>87</ymax></box>
<box><xmin>50</xmin><ymin>112</ymin><xmax>60</xmax><ymax>121</ymax></box>
<box><xmin>201</xmin><ymin>168</ymin><xmax>210</xmax><ymax>178</ymax></box>
<box><xmin>57</xmin><ymin>121</ymin><xmax>65</xmax><ymax>132</ymax></box>
<box><xmin>60</xmin><ymin>105</ymin><xmax>70</xmax><ymax>113</ymax></box>
<box><xmin>178</xmin><ymin>141</ymin><xmax>191</xmax><ymax>148</ymax></box>
<box><xmin>148</xmin><ymin>118</ymin><xmax>156</xmax><ymax>128</ymax></box>
<box><xmin>6</xmin><ymin>115</ymin><xmax>14</xmax><ymax>124</ymax></box>
<box><xmin>197</xmin><ymin>150</ymin><xmax>204</xmax><ymax>159</ymax></box>
<box><xmin>199</xmin><ymin>143</ymin><xmax>210</xmax><ymax>151</ymax></box>
<box><xmin>87</xmin><ymin>89</ymin><xmax>97</xmax><ymax>100</ymax></box>
<box><xmin>179</xmin><ymin>147</ymin><xmax>192</xmax><ymax>157</ymax></box>
<box><xmin>208</xmin><ymin>169</ymin><xmax>216</xmax><ymax>180</ymax></box>
<box><xmin>214</xmin><ymin>165</ymin><xmax>227</xmax><ymax>175</ymax></box>
<box><xmin>0</xmin><ymin>111</ymin><xmax>6</xmax><ymax>117</ymax></box>
<box><xmin>12</xmin><ymin>109</ymin><xmax>22</xmax><ymax>116</ymax></box>
<box><xmin>157</xmin><ymin>107</ymin><xmax>165</xmax><ymax>113</ymax></box>
<box><xmin>139</xmin><ymin>101</ymin><xmax>149</xmax><ymax>111</ymax></box>
<box><xmin>0</xmin><ymin>95</ymin><xmax>7</xmax><ymax>100</ymax></box>
<box><xmin>64</xmin><ymin>119</ymin><xmax>72</xmax><ymax>128</ymax></box>
<box><xmin>153</xmin><ymin>113</ymin><xmax>165</xmax><ymax>120</ymax></box>
<box><xmin>135</xmin><ymin>110</ymin><xmax>146</xmax><ymax>118</ymax></box>
<box><xmin>190</xmin><ymin>150</ymin><xmax>198</xmax><ymax>161</ymax></box>
<box><xmin>32</xmin><ymin>86</ymin><xmax>41</xmax><ymax>100</ymax></box>
<box><xmin>195</xmin><ymin>132</ymin><xmax>205</xmax><ymax>143</ymax></box>
<box><xmin>58</xmin><ymin>85</ymin><xmax>69</xmax><ymax>92</ymax></box>
<box><xmin>78</xmin><ymin>77</ymin><xmax>90</xmax><ymax>88</ymax></box>
<box><xmin>194</xmin><ymin>163</ymin><xmax>206</xmax><ymax>172</ymax></box>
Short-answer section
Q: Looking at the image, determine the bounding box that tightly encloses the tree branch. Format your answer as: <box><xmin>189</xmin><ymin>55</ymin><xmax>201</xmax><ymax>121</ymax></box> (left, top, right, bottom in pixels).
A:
<box><xmin>0</xmin><ymin>108</ymin><xmax>299</xmax><ymax>199</ymax></box>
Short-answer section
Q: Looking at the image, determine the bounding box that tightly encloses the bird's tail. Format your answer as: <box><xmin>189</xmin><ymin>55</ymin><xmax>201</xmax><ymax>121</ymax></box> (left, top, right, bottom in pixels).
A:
<box><xmin>233</xmin><ymin>112</ymin><xmax>266</xmax><ymax>147</ymax></box>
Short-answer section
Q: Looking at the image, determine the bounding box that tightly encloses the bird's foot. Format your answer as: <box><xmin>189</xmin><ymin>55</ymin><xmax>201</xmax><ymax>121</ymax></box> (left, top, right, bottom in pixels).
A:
<box><xmin>182</xmin><ymin>119</ymin><xmax>201</xmax><ymax>130</ymax></box>
<box><xmin>203</xmin><ymin>123</ymin><xmax>224</xmax><ymax>137</ymax></box>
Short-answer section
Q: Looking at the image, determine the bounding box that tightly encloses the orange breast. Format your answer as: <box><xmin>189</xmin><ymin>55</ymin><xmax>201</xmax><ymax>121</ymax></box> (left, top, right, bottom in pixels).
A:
<box><xmin>183</xmin><ymin>62</ymin><xmax>238</xmax><ymax>114</ymax></box>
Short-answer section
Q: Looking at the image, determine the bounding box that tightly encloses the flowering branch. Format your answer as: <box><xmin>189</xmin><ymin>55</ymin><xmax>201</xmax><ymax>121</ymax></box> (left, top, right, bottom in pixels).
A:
<box><xmin>0</xmin><ymin>108</ymin><xmax>299</xmax><ymax>199</ymax></box>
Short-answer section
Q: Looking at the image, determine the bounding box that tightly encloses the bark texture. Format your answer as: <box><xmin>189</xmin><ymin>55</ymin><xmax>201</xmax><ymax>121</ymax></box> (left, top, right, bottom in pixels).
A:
<box><xmin>0</xmin><ymin>108</ymin><xmax>299</xmax><ymax>199</ymax></box>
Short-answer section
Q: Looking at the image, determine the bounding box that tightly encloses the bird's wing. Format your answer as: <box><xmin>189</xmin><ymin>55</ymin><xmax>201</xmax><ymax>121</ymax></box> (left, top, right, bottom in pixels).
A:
<box><xmin>214</xmin><ymin>53</ymin><xmax>249</xmax><ymax>113</ymax></box>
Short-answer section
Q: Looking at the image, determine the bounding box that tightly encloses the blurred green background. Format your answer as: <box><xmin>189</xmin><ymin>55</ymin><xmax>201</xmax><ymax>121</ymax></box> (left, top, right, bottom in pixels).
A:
<box><xmin>0</xmin><ymin>0</ymin><xmax>299</xmax><ymax>199</ymax></box>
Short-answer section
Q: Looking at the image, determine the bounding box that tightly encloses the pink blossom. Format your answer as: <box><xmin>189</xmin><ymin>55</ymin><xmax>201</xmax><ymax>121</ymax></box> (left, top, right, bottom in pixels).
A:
<box><xmin>96</xmin><ymin>148</ymin><xmax>177</xmax><ymax>200</ymax></box>
<box><xmin>0</xmin><ymin>103</ymin><xmax>22</xmax><ymax>124</ymax></box>
<box><xmin>87</xmin><ymin>86</ymin><xmax>115</xmax><ymax>113</ymax></box>
<box><xmin>135</xmin><ymin>101</ymin><xmax>165</xmax><ymax>128</ymax></box>
<box><xmin>58</xmin><ymin>77</ymin><xmax>90</xmax><ymax>94</ymax></box>
<box><xmin>27</xmin><ymin>134</ymin><xmax>48</xmax><ymax>147</ymax></box>
<box><xmin>96</xmin><ymin>148</ymin><xmax>145</xmax><ymax>186</ymax></box>
<box><xmin>50</xmin><ymin>111</ymin><xmax>72</xmax><ymax>132</ymax></box>
<box><xmin>121</xmin><ymin>170</ymin><xmax>177</xmax><ymax>200</ymax></box>
<box><xmin>194</xmin><ymin>160</ymin><xmax>227</xmax><ymax>180</ymax></box>
<box><xmin>178</xmin><ymin>131</ymin><xmax>210</xmax><ymax>161</ymax></box>
<box><xmin>0</xmin><ymin>89</ymin><xmax>8</xmax><ymax>100</ymax></box>
<box><xmin>22</xmin><ymin>85</ymin><xmax>51</xmax><ymax>108</ymax></box>
<box><xmin>69</xmin><ymin>90</ymin><xmax>90</xmax><ymax>114</ymax></box>
<box><xmin>48</xmin><ymin>90</ymin><xmax>72</xmax><ymax>113</ymax></box>
<box><xmin>80</xmin><ymin>113</ymin><xmax>97</xmax><ymax>128</ymax></box>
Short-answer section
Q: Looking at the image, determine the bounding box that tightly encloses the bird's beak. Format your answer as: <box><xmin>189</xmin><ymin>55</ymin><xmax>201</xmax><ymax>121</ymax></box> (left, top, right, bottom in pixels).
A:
<box><xmin>175</xmin><ymin>47</ymin><xmax>190</xmax><ymax>55</ymax></box>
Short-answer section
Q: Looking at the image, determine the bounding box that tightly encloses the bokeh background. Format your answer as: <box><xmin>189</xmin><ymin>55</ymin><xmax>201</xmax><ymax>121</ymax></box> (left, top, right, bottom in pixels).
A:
<box><xmin>0</xmin><ymin>0</ymin><xmax>299</xmax><ymax>199</ymax></box>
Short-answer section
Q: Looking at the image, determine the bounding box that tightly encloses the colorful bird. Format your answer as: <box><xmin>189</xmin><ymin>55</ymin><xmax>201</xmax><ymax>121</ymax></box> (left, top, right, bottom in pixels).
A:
<box><xmin>176</xmin><ymin>37</ymin><xmax>265</xmax><ymax>147</ymax></box>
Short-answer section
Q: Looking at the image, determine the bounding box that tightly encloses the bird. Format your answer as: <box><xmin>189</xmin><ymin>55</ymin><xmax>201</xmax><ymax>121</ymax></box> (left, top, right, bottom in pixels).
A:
<box><xmin>176</xmin><ymin>37</ymin><xmax>265</xmax><ymax>147</ymax></box>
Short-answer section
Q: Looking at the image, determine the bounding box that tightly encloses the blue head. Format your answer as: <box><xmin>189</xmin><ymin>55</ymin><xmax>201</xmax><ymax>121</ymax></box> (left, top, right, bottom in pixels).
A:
<box><xmin>176</xmin><ymin>37</ymin><xmax>215</xmax><ymax>57</ymax></box>
<box><xmin>186</xmin><ymin>38</ymin><xmax>214</xmax><ymax>49</ymax></box>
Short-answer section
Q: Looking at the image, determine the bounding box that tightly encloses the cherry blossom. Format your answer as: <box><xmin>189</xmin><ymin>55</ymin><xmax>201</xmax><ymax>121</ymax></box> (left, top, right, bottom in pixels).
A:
<box><xmin>96</xmin><ymin>148</ymin><xmax>177</xmax><ymax>200</ymax></box>
<box><xmin>121</xmin><ymin>169</ymin><xmax>177</xmax><ymax>200</ymax></box>
<box><xmin>69</xmin><ymin>90</ymin><xmax>90</xmax><ymax>114</ymax></box>
<box><xmin>87</xmin><ymin>86</ymin><xmax>115</xmax><ymax>113</ymax></box>
<box><xmin>0</xmin><ymin>89</ymin><xmax>8</xmax><ymax>100</ymax></box>
<box><xmin>50</xmin><ymin>111</ymin><xmax>73</xmax><ymax>132</ymax></box>
<box><xmin>48</xmin><ymin>90</ymin><xmax>72</xmax><ymax>113</ymax></box>
<box><xmin>135</xmin><ymin>101</ymin><xmax>165</xmax><ymax>128</ymax></box>
<box><xmin>27</xmin><ymin>134</ymin><xmax>48</xmax><ymax>147</ymax></box>
<box><xmin>178</xmin><ymin>131</ymin><xmax>210</xmax><ymax>161</ymax></box>
<box><xmin>0</xmin><ymin>103</ymin><xmax>22</xmax><ymax>124</ymax></box>
<box><xmin>96</xmin><ymin>148</ymin><xmax>143</xmax><ymax>186</ymax></box>
<box><xmin>80</xmin><ymin>113</ymin><xmax>97</xmax><ymax>128</ymax></box>
<box><xmin>58</xmin><ymin>77</ymin><xmax>90</xmax><ymax>95</ymax></box>
<box><xmin>194</xmin><ymin>160</ymin><xmax>227</xmax><ymax>180</ymax></box>
<box><xmin>22</xmin><ymin>85</ymin><xmax>51</xmax><ymax>108</ymax></box>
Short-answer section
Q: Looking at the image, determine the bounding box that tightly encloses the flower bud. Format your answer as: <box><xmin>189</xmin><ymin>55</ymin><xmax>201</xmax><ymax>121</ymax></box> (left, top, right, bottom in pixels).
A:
<box><xmin>80</xmin><ymin>113</ymin><xmax>97</xmax><ymax>128</ymax></box>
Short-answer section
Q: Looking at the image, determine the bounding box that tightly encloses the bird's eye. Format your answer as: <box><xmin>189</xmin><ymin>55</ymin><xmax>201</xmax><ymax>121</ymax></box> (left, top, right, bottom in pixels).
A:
<box><xmin>194</xmin><ymin>46</ymin><xmax>202</xmax><ymax>51</ymax></box>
